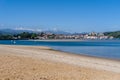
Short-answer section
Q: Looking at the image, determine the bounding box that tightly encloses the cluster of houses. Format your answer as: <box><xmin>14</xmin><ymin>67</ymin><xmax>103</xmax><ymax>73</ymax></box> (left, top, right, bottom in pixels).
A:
<box><xmin>36</xmin><ymin>32</ymin><xmax>114</xmax><ymax>40</ymax></box>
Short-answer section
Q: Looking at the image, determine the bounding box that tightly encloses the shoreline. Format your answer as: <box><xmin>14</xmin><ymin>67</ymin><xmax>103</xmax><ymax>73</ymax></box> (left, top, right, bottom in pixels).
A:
<box><xmin>0</xmin><ymin>44</ymin><xmax>120</xmax><ymax>62</ymax></box>
<box><xmin>50</xmin><ymin>48</ymin><xmax>120</xmax><ymax>62</ymax></box>
<box><xmin>0</xmin><ymin>45</ymin><xmax>120</xmax><ymax>72</ymax></box>
<box><xmin>0</xmin><ymin>45</ymin><xmax>120</xmax><ymax>80</ymax></box>
<box><xmin>0</xmin><ymin>44</ymin><xmax>120</xmax><ymax>63</ymax></box>
<box><xmin>1</xmin><ymin>44</ymin><xmax>120</xmax><ymax>61</ymax></box>
<box><xmin>2</xmin><ymin>39</ymin><xmax>120</xmax><ymax>61</ymax></box>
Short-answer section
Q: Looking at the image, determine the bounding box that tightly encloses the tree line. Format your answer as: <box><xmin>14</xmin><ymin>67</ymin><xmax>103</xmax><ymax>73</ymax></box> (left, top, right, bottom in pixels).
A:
<box><xmin>104</xmin><ymin>31</ymin><xmax>120</xmax><ymax>38</ymax></box>
<box><xmin>0</xmin><ymin>32</ymin><xmax>38</xmax><ymax>40</ymax></box>
<box><xmin>0</xmin><ymin>32</ymin><xmax>56</xmax><ymax>40</ymax></box>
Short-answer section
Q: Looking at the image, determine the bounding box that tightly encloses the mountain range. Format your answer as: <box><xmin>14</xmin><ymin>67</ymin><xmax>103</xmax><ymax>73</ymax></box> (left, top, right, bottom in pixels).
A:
<box><xmin>0</xmin><ymin>28</ymin><xmax>71</xmax><ymax>35</ymax></box>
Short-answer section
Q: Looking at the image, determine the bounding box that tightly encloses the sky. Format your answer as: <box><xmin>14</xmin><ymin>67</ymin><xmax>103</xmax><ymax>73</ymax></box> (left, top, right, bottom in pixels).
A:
<box><xmin>0</xmin><ymin>0</ymin><xmax>120</xmax><ymax>32</ymax></box>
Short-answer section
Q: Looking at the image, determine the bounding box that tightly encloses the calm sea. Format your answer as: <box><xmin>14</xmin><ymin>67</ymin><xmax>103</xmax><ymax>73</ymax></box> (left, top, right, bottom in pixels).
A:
<box><xmin>0</xmin><ymin>40</ymin><xmax>120</xmax><ymax>60</ymax></box>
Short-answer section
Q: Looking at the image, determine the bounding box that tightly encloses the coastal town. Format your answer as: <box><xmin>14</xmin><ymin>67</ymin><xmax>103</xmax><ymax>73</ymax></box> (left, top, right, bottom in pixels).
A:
<box><xmin>36</xmin><ymin>32</ymin><xmax>114</xmax><ymax>40</ymax></box>
<box><xmin>10</xmin><ymin>32</ymin><xmax>114</xmax><ymax>40</ymax></box>
<box><xmin>1</xmin><ymin>28</ymin><xmax>119</xmax><ymax>40</ymax></box>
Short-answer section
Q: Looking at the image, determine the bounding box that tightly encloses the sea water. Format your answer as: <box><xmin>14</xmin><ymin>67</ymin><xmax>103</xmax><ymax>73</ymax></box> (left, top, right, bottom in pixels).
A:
<box><xmin>0</xmin><ymin>40</ymin><xmax>120</xmax><ymax>60</ymax></box>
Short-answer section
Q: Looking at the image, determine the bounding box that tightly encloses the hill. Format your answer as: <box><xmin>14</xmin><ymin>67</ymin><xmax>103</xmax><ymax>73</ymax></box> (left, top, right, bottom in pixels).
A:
<box><xmin>104</xmin><ymin>31</ymin><xmax>120</xmax><ymax>38</ymax></box>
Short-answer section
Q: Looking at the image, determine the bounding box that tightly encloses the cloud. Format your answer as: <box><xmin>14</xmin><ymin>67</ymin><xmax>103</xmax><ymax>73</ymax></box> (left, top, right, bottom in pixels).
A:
<box><xmin>14</xmin><ymin>27</ymin><xmax>43</xmax><ymax>32</ymax></box>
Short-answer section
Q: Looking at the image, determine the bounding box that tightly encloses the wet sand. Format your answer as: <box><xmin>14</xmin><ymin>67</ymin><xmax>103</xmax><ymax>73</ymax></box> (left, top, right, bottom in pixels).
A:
<box><xmin>0</xmin><ymin>45</ymin><xmax>120</xmax><ymax>80</ymax></box>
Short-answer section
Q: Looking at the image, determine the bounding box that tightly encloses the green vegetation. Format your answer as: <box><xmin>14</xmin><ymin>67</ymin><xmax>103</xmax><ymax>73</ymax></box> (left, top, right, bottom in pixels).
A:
<box><xmin>0</xmin><ymin>32</ymin><xmax>56</xmax><ymax>40</ymax></box>
<box><xmin>0</xmin><ymin>35</ymin><xmax>13</xmax><ymax>40</ymax></box>
<box><xmin>47</xmin><ymin>34</ymin><xmax>56</xmax><ymax>39</ymax></box>
<box><xmin>0</xmin><ymin>32</ymin><xmax>38</xmax><ymax>40</ymax></box>
<box><xmin>104</xmin><ymin>31</ymin><xmax>120</xmax><ymax>38</ymax></box>
<box><xmin>31</xmin><ymin>33</ymin><xmax>37</xmax><ymax>39</ymax></box>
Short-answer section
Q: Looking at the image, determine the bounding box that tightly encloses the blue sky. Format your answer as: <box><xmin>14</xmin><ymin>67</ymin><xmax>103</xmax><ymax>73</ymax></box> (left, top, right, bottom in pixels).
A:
<box><xmin>0</xmin><ymin>0</ymin><xmax>120</xmax><ymax>32</ymax></box>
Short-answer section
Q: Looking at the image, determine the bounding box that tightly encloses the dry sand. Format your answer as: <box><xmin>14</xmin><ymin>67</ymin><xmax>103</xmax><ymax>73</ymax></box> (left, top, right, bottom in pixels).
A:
<box><xmin>0</xmin><ymin>45</ymin><xmax>120</xmax><ymax>80</ymax></box>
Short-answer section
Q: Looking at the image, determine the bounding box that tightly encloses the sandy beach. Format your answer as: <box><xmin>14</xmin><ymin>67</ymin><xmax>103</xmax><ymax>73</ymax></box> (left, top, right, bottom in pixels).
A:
<box><xmin>0</xmin><ymin>45</ymin><xmax>120</xmax><ymax>80</ymax></box>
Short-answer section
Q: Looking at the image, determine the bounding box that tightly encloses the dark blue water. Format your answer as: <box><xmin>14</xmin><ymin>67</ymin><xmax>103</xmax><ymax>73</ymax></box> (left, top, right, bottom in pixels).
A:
<box><xmin>0</xmin><ymin>40</ymin><xmax>120</xmax><ymax>60</ymax></box>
